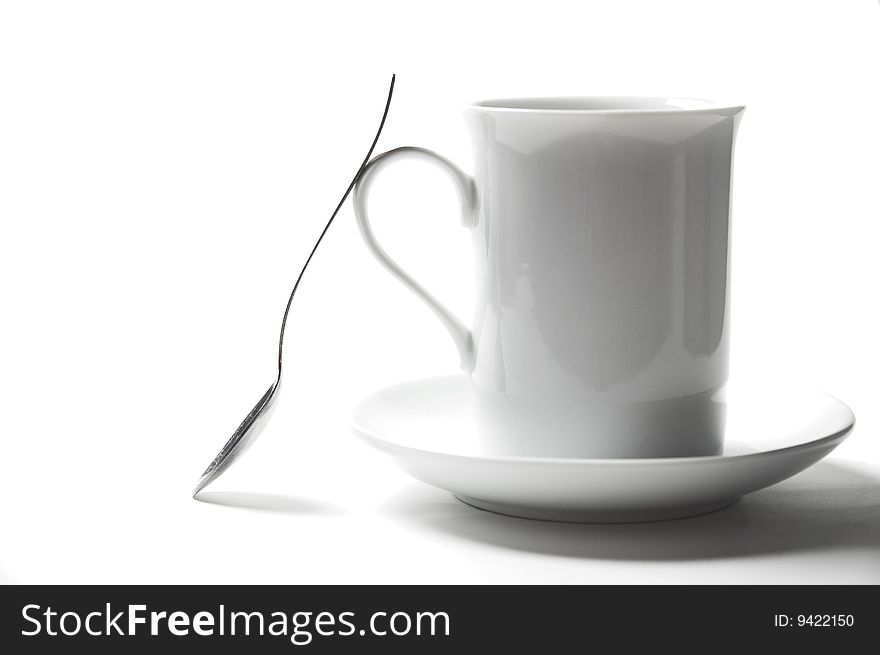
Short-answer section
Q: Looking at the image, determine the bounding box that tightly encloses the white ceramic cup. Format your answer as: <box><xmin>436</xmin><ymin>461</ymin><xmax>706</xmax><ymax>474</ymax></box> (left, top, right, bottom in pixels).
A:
<box><xmin>354</xmin><ymin>97</ymin><xmax>745</xmax><ymax>458</ymax></box>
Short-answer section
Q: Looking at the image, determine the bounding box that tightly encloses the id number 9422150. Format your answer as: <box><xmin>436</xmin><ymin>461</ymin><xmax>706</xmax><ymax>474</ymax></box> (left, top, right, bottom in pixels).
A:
<box><xmin>773</xmin><ymin>614</ymin><xmax>854</xmax><ymax>628</ymax></box>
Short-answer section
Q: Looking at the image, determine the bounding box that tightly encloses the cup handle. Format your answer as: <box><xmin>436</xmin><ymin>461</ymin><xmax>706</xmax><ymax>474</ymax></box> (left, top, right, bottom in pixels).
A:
<box><xmin>353</xmin><ymin>146</ymin><xmax>478</xmax><ymax>371</ymax></box>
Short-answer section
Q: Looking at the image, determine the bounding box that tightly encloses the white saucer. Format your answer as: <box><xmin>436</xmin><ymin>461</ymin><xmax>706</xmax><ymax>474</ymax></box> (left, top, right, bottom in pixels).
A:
<box><xmin>350</xmin><ymin>376</ymin><xmax>855</xmax><ymax>523</ymax></box>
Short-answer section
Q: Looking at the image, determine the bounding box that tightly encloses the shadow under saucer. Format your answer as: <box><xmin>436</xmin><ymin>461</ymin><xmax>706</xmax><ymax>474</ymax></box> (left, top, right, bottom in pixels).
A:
<box><xmin>379</xmin><ymin>460</ymin><xmax>880</xmax><ymax>561</ymax></box>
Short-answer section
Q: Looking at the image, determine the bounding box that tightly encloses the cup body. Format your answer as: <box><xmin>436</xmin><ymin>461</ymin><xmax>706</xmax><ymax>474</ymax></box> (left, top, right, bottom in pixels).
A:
<box><xmin>464</xmin><ymin>98</ymin><xmax>743</xmax><ymax>457</ymax></box>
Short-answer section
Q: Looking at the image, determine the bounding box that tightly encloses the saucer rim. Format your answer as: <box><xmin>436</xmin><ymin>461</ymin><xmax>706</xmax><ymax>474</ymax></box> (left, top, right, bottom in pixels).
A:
<box><xmin>349</xmin><ymin>376</ymin><xmax>855</xmax><ymax>467</ymax></box>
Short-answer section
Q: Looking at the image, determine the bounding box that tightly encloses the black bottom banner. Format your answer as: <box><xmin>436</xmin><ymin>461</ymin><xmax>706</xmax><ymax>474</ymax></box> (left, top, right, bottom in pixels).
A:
<box><xmin>0</xmin><ymin>585</ymin><xmax>874</xmax><ymax>652</ymax></box>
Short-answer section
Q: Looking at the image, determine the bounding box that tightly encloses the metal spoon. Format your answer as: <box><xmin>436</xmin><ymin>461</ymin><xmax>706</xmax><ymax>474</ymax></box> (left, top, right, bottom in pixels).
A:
<box><xmin>192</xmin><ymin>74</ymin><xmax>396</xmax><ymax>497</ymax></box>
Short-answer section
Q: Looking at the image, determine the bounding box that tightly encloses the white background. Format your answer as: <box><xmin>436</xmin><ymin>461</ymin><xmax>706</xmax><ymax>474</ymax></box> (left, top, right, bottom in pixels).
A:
<box><xmin>1</xmin><ymin>0</ymin><xmax>878</xmax><ymax>583</ymax></box>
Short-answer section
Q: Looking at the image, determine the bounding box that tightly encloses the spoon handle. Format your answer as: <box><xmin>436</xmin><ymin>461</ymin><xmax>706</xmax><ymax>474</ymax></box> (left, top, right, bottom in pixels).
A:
<box><xmin>276</xmin><ymin>74</ymin><xmax>397</xmax><ymax>374</ymax></box>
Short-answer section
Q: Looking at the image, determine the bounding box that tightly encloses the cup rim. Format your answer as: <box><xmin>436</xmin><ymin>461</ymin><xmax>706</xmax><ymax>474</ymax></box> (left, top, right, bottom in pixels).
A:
<box><xmin>467</xmin><ymin>96</ymin><xmax>745</xmax><ymax>115</ymax></box>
